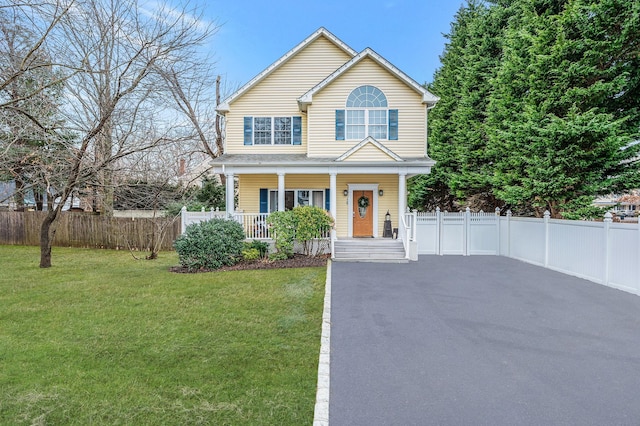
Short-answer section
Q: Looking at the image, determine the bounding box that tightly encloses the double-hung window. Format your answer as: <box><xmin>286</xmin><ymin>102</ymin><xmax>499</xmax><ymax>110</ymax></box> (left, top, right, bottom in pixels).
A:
<box><xmin>336</xmin><ymin>85</ymin><xmax>397</xmax><ymax>141</ymax></box>
<box><xmin>244</xmin><ymin>116</ymin><xmax>302</xmax><ymax>145</ymax></box>
<box><xmin>262</xmin><ymin>189</ymin><xmax>328</xmax><ymax>212</ymax></box>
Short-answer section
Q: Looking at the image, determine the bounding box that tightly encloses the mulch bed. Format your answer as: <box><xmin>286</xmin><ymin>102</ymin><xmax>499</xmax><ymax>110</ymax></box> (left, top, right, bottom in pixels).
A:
<box><xmin>170</xmin><ymin>254</ymin><xmax>329</xmax><ymax>273</ymax></box>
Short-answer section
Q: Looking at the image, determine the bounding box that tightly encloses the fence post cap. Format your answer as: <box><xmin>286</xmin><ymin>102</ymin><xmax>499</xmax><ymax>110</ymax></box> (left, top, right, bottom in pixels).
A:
<box><xmin>544</xmin><ymin>210</ymin><xmax>551</xmax><ymax>219</ymax></box>
<box><xmin>604</xmin><ymin>212</ymin><xmax>613</xmax><ymax>222</ymax></box>
<box><xmin>466</xmin><ymin>207</ymin><xmax>471</xmax><ymax>213</ymax></box>
<box><xmin>181</xmin><ymin>206</ymin><xmax>187</xmax><ymax>211</ymax></box>
<box><xmin>436</xmin><ymin>207</ymin><xmax>441</xmax><ymax>212</ymax></box>
<box><xmin>495</xmin><ymin>207</ymin><xmax>501</xmax><ymax>215</ymax></box>
<box><xmin>506</xmin><ymin>210</ymin><xmax>512</xmax><ymax>217</ymax></box>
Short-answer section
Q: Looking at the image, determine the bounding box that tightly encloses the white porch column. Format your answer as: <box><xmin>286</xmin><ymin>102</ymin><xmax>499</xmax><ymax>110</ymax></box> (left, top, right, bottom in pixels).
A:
<box><xmin>398</xmin><ymin>172</ymin><xmax>407</xmax><ymax>218</ymax></box>
<box><xmin>225</xmin><ymin>172</ymin><xmax>234</xmax><ymax>217</ymax></box>
<box><xmin>329</xmin><ymin>172</ymin><xmax>337</xmax><ymax>222</ymax></box>
<box><xmin>277</xmin><ymin>172</ymin><xmax>285</xmax><ymax>212</ymax></box>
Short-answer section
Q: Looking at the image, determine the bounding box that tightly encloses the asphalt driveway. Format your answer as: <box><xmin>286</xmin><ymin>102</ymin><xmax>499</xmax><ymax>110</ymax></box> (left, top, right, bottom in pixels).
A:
<box><xmin>329</xmin><ymin>256</ymin><xmax>640</xmax><ymax>425</ymax></box>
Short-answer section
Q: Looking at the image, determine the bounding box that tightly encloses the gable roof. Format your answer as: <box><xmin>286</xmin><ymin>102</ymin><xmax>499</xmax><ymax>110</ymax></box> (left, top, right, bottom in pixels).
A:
<box><xmin>336</xmin><ymin>136</ymin><xmax>404</xmax><ymax>162</ymax></box>
<box><xmin>217</xmin><ymin>28</ymin><xmax>357</xmax><ymax>113</ymax></box>
<box><xmin>297</xmin><ymin>48</ymin><xmax>440</xmax><ymax>112</ymax></box>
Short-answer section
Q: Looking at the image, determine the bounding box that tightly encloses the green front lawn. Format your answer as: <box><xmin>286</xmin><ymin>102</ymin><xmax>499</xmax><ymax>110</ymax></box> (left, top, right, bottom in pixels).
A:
<box><xmin>0</xmin><ymin>246</ymin><xmax>326</xmax><ymax>425</ymax></box>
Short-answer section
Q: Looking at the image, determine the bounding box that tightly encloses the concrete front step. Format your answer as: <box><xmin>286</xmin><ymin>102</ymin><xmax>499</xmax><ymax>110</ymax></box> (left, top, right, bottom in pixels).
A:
<box><xmin>333</xmin><ymin>239</ymin><xmax>407</xmax><ymax>263</ymax></box>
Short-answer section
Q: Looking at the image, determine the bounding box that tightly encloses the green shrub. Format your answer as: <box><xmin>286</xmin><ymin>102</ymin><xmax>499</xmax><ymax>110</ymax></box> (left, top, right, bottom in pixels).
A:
<box><xmin>173</xmin><ymin>218</ymin><xmax>245</xmax><ymax>271</ymax></box>
<box><xmin>244</xmin><ymin>239</ymin><xmax>269</xmax><ymax>258</ymax></box>
<box><xmin>266</xmin><ymin>210</ymin><xmax>297</xmax><ymax>259</ymax></box>
<box><xmin>242</xmin><ymin>248</ymin><xmax>260</xmax><ymax>261</ymax></box>
<box><xmin>268</xmin><ymin>251</ymin><xmax>290</xmax><ymax>261</ymax></box>
<box><xmin>293</xmin><ymin>206</ymin><xmax>334</xmax><ymax>256</ymax></box>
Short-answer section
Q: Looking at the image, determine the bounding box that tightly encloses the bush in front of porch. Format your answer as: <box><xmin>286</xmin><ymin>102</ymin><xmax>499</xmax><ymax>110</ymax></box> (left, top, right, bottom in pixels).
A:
<box><xmin>267</xmin><ymin>206</ymin><xmax>333</xmax><ymax>260</ymax></box>
<box><xmin>174</xmin><ymin>218</ymin><xmax>245</xmax><ymax>271</ymax></box>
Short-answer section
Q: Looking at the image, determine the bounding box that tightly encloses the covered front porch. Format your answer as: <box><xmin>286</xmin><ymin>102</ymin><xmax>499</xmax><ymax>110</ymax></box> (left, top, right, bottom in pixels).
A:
<box><xmin>209</xmin><ymin>154</ymin><xmax>431</xmax><ymax>260</ymax></box>
<box><xmin>180</xmin><ymin>208</ymin><xmax>418</xmax><ymax>261</ymax></box>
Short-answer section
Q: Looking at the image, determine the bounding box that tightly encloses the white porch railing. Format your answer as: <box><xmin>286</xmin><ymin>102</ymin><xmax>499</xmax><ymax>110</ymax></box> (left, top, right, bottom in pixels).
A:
<box><xmin>234</xmin><ymin>212</ymin><xmax>271</xmax><ymax>239</ymax></box>
<box><xmin>180</xmin><ymin>207</ymin><xmax>331</xmax><ymax>241</ymax></box>
<box><xmin>400</xmin><ymin>210</ymin><xmax>418</xmax><ymax>260</ymax></box>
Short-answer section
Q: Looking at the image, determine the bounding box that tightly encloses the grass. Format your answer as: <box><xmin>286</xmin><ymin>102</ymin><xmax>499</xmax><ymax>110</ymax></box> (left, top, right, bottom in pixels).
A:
<box><xmin>0</xmin><ymin>245</ymin><xmax>326</xmax><ymax>425</ymax></box>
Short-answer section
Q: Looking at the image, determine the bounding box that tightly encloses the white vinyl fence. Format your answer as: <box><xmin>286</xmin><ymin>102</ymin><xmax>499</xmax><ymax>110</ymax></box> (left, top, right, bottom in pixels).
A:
<box><xmin>417</xmin><ymin>208</ymin><xmax>640</xmax><ymax>296</ymax></box>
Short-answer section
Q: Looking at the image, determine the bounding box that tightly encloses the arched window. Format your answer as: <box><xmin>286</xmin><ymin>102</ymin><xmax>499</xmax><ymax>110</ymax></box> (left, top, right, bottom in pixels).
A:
<box><xmin>337</xmin><ymin>85</ymin><xmax>396</xmax><ymax>140</ymax></box>
<box><xmin>346</xmin><ymin>85</ymin><xmax>388</xmax><ymax>108</ymax></box>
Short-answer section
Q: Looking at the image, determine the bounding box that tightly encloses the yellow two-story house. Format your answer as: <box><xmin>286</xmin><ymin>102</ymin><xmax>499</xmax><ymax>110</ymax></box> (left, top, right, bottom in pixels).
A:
<box><xmin>212</xmin><ymin>28</ymin><xmax>439</xmax><ymax>260</ymax></box>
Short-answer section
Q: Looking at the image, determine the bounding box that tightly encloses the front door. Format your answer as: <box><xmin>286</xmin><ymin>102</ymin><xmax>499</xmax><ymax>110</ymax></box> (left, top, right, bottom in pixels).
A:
<box><xmin>353</xmin><ymin>190</ymin><xmax>373</xmax><ymax>237</ymax></box>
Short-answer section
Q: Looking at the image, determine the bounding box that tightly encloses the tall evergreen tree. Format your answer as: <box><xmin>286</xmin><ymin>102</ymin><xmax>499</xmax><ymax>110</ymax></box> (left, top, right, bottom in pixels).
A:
<box><xmin>487</xmin><ymin>0</ymin><xmax>640</xmax><ymax>217</ymax></box>
<box><xmin>411</xmin><ymin>2</ymin><xmax>486</xmax><ymax>211</ymax></box>
<box><xmin>413</xmin><ymin>1</ymin><xmax>512</xmax><ymax>211</ymax></box>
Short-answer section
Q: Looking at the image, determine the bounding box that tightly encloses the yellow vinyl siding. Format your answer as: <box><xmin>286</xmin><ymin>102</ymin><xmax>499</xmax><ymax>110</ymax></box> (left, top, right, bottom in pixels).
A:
<box><xmin>225</xmin><ymin>36</ymin><xmax>352</xmax><ymax>155</ymax></box>
<box><xmin>237</xmin><ymin>175</ymin><xmax>277</xmax><ymax>213</ymax></box>
<box><xmin>237</xmin><ymin>175</ymin><xmax>330</xmax><ymax>213</ymax></box>
<box><xmin>308</xmin><ymin>58</ymin><xmax>426</xmax><ymax>159</ymax></box>
<box><xmin>342</xmin><ymin>143</ymin><xmax>397</xmax><ymax>162</ymax></box>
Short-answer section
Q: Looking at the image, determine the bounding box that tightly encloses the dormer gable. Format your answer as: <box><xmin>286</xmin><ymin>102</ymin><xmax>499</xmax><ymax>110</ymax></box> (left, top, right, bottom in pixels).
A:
<box><xmin>336</xmin><ymin>136</ymin><xmax>404</xmax><ymax>162</ymax></box>
<box><xmin>217</xmin><ymin>28</ymin><xmax>357</xmax><ymax>113</ymax></box>
<box><xmin>297</xmin><ymin>48</ymin><xmax>440</xmax><ymax>112</ymax></box>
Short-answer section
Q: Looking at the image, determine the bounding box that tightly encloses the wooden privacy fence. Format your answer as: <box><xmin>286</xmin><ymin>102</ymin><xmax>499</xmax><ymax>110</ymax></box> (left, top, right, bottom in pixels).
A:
<box><xmin>0</xmin><ymin>211</ymin><xmax>181</xmax><ymax>251</ymax></box>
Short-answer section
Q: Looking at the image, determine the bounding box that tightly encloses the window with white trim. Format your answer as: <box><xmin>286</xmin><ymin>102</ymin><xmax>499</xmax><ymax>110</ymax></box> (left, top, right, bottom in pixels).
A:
<box><xmin>268</xmin><ymin>189</ymin><xmax>325</xmax><ymax>212</ymax></box>
<box><xmin>335</xmin><ymin>86</ymin><xmax>397</xmax><ymax>141</ymax></box>
<box><xmin>244</xmin><ymin>116</ymin><xmax>302</xmax><ymax>145</ymax></box>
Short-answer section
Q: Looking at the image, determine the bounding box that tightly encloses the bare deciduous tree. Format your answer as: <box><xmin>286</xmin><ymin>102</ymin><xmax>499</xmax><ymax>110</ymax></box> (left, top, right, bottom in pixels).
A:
<box><xmin>0</xmin><ymin>0</ymin><xmax>219</xmax><ymax>267</ymax></box>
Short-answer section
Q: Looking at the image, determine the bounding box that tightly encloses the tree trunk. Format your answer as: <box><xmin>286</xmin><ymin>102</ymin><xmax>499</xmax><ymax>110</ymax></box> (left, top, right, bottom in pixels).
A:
<box><xmin>34</xmin><ymin>187</ymin><xmax>44</xmax><ymax>211</ymax></box>
<box><xmin>14</xmin><ymin>171</ymin><xmax>25</xmax><ymax>211</ymax></box>
<box><xmin>39</xmin><ymin>209</ymin><xmax>59</xmax><ymax>268</ymax></box>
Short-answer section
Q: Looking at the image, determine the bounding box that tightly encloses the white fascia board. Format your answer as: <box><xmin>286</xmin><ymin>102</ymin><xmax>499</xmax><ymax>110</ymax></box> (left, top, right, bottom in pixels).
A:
<box><xmin>216</xmin><ymin>163</ymin><xmax>434</xmax><ymax>176</ymax></box>
<box><xmin>221</xmin><ymin>28</ymin><xmax>357</xmax><ymax>110</ymax></box>
<box><xmin>298</xmin><ymin>48</ymin><xmax>440</xmax><ymax>108</ymax></box>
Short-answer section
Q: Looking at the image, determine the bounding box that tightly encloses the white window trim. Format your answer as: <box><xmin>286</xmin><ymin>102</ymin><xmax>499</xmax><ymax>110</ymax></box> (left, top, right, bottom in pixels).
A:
<box><xmin>345</xmin><ymin>109</ymin><xmax>388</xmax><ymax>140</ymax></box>
<box><xmin>253</xmin><ymin>116</ymin><xmax>294</xmax><ymax>145</ymax></box>
<box><xmin>268</xmin><ymin>188</ymin><xmax>325</xmax><ymax>212</ymax></box>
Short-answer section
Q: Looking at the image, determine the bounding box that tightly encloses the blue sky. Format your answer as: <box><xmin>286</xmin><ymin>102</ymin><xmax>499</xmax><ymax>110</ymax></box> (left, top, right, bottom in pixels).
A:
<box><xmin>196</xmin><ymin>0</ymin><xmax>466</xmax><ymax>90</ymax></box>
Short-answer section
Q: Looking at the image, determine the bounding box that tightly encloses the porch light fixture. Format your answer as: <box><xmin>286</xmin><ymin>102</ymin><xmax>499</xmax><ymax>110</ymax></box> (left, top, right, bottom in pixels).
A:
<box><xmin>343</xmin><ymin>189</ymin><xmax>348</xmax><ymax>196</ymax></box>
<box><xmin>378</xmin><ymin>189</ymin><xmax>384</xmax><ymax>196</ymax></box>
<box><xmin>385</xmin><ymin>210</ymin><xmax>391</xmax><ymax>221</ymax></box>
